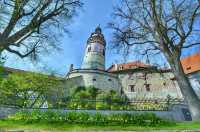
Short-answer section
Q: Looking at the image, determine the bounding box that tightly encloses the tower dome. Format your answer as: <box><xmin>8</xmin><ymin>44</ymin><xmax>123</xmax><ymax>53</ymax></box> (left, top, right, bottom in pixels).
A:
<box><xmin>81</xmin><ymin>26</ymin><xmax>106</xmax><ymax>70</ymax></box>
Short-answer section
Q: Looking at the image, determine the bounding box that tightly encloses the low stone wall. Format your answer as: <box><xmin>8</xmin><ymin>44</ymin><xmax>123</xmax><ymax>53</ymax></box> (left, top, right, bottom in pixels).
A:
<box><xmin>0</xmin><ymin>106</ymin><xmax>18</xmax><ymax>119</ymax></box>
<box><xmin>0</xmin><ymin>104</ymin><xmax>191</xmax><ymax>121</ymax></box>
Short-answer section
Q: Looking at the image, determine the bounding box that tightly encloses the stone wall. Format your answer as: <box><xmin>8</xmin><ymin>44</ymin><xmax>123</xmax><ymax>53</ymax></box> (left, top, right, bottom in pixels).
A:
<box><xmin>0</xmin><ymin>106</ymin><xmax>18</xmax><ymax>119</ymax></box>
<box><xmin>0</xmin><ymin>104</ymin><xmax>190</xmax><ymax>121</ymax></box>
<box><xmin>66</xmin><ymin>69</ymin><xmax>121</xmax><ymax>93</ymax></box>
<box><xmin>118</xmin><ymin>71</ymin><xmax>183</xmax><ymax>100</ymax></box>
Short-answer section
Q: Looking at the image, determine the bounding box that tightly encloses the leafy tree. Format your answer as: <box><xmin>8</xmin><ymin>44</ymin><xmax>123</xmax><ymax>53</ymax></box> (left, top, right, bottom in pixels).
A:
<box><xmin>75</xmin><ymin>90</ymin><xmax>91</xmax><ymax>99</ymax></box>
<box><xmin>0</xmin><ymin>0</ymin><xmax>82</xmax><ymax>60</ymax></box>
<box><xmin>0</xmin><ymin>72</ymin><xmax>61</xmax><ymax>108</ymax></box>
<box><xmin>110</xmin><ymin>0</ymin><xmax>200</xmax><ymax>120</ymax></box>
<box><xmin>87</xmin><ymin>86</ymin><xmax>100</xmax><ymax>99</ymax></box>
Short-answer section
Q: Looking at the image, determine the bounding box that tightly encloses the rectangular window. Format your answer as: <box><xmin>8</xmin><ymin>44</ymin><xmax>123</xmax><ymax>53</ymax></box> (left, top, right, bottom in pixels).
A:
<box><xmin>129</xmin><ymin>85</ymin><xmax>135</xmax><ymax>92</ymax></box>
<box><xmin>88</xmin><ymin>47</ymin><xmax>91</xmax><ymax>52</ymax></box>
<box><xmin>145</xmin><ymin>84</ymin><xmax>150</xmax><ymax>91</ymax></box>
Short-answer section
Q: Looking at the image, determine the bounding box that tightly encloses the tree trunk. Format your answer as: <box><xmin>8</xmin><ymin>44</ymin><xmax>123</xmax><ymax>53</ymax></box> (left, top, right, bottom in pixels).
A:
<box><xmin>169</xmin><ymin>57</ymin><xmax>200</xmax><ymax>121</ymax></box>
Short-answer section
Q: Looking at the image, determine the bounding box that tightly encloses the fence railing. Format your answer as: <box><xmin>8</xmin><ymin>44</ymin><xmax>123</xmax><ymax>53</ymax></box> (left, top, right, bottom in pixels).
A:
<box><xmin>1</xmin><ymin>97</ymin><xmax>185</xmax><ymax>111</ymax></box>
<box><xmin>48</xmin><ymin>97</ymin><xmax>185</xmax><ymax>111</ymax></box>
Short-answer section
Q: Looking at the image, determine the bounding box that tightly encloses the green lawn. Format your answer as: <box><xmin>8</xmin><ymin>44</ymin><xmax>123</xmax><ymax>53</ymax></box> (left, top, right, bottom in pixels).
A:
<box><xmin>0</xmin><ymin>120</ymin><xmax>200</xmax><ymax>131</ymax></box>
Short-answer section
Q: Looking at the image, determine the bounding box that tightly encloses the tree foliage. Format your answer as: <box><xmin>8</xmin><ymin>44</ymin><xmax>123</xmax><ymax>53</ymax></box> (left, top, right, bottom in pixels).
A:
<box><xmin>0</xmin><ymin>72</ymin><xmax>62</xmax><ymax>108</ymax></box>
<box><xmin>0</xmin><ymin>0</ymin><xmax>82</xmax><ymax>60</ymax></box>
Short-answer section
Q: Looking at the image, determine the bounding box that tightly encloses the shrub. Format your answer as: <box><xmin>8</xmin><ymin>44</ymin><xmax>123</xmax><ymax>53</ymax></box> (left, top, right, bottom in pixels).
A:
<box><xmin>8</xmin><ymin>110</ymin><xmax>174</xmax><ymax>126</ymax></box>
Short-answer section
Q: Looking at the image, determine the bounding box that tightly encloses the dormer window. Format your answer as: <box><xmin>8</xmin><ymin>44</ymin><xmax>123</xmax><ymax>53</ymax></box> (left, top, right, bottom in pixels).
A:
<box><xmin>131</xmin><ymin>66</ymin><xmax>137</xmax><ymax>69</ymax></box>
<box><xmin>119</xmin><ymin>66</ymin><xmax>123</xmax><ymax>70</ymax></box>
<box><xmin>186</xmin><ymin>66</ymin><xmax>191</xmax><ymax>70</ymax></box>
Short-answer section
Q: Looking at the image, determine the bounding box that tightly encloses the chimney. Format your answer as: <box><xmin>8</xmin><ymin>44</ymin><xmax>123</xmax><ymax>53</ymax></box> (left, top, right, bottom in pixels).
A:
<box><xmin>114</xmin><ymin>64</ymin><xmax>118</xmax><ymax>70</ymax></box>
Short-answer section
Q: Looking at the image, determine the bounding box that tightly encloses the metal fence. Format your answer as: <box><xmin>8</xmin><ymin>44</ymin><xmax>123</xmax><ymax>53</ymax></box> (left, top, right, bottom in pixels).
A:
<box><xmin>1</xmin><ymin>96</ymin><xmax>185</xmax><ymax>111</ymax></box>
<box><xmin>48</xmin><ymin>97</ymin><xmax>185</xmax><ymax>111</ymax></box>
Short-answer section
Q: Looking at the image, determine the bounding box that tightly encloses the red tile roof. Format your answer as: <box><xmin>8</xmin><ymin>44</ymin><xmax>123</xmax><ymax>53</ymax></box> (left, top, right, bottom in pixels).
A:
<box><xmin>107</xmin><ymin>61</ymin><xmax>151</xmax><ymax>72</ymax></box>
<box><xmin>108</xmin><ymin>52</ymin><xmax>200</xmax><ymax>74</ymax></box>
<box><xmin>181</xmin><ymin>52</ymin><xmax>200</xmax><ymax>74</ymax></box>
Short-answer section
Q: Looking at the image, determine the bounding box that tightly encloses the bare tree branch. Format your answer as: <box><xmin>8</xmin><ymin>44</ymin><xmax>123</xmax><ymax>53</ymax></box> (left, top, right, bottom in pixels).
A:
<box><xmin>0</xmin><ymin>0</ymin><xmax>82</xmax><ymax>60</ymax></box>
<box><xmin>183</xmin><ymin>42</ymin><xmax>200</xmax><ymax>48</ymax></box>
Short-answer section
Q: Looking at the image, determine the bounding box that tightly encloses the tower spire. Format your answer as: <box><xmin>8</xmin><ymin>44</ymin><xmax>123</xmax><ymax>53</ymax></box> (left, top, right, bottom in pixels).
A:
<box><xmin>95</xmin><ymin>24</ymin><xmax>101</xmax><ymax>33</ymax></box>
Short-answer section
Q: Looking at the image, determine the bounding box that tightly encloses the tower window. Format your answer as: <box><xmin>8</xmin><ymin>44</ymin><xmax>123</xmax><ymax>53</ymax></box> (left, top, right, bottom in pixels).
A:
<box><xmin>92</xmin><ymin>78</ymin><xmax>96</xmax><ymax>81</ymax></box>
<box><xmin>144</xmin><ymin>84</ymin><xmax>151</xmax><ymax>91</ymax></box>
<box><xmin>108</xmin><ymin>78</ymin><xmax>112</xmax><ymax>81</ymax></box>
<box><xmin>103</xmin><ymin>49</ymin><xmax>105</xmax><ymax>56</ymax></box>
<box><xmin>129</xmin><ymin>85</ymin><xmax>135</xmax><ymax>92</ymax></box>
<box><xmin>88</xmin><ymin>47</ymin><xmax>91</xmax><ymax>52</ymax></box>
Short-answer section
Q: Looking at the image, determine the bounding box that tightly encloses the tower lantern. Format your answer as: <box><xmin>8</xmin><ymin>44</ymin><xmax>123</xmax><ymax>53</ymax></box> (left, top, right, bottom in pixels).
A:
<box><xmin>81</xmin><ymin>26</ymin><xmax>106</xmax><ymax>70</ymax></box>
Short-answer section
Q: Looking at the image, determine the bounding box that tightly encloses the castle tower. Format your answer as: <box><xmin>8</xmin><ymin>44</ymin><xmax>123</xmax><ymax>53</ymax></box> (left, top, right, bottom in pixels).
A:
<box><xmin>81</xmin><ymin>26</ymin><xmax>106</xmax><ymax>70</ymax></box>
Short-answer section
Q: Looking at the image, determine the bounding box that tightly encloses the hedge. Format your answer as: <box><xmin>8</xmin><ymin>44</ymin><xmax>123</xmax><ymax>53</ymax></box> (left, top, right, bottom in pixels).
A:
<box><xmin>7</xmin><ymin>110</ymin><xmax>174</xmax><ymax>126</ymax></box>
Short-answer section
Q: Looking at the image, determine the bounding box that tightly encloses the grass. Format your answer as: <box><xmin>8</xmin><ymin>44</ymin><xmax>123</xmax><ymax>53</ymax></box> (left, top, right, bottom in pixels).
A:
<box><xmin>0</xmin><ymin>120</ymin><xmax>200</xmax><ymax>131</ymax></box>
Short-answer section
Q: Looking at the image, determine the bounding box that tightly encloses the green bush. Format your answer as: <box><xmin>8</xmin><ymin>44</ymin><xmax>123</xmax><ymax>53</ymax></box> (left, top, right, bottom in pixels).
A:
<box><xmin>8</xmin><ymin>110</ymin><xmax>174</xmax><ymax>126</ymax></box>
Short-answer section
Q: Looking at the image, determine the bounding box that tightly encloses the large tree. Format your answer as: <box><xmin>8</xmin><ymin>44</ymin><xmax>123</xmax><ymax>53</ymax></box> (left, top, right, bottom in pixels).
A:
<box><xmin>0</xmin><ymin>72</ymin><xmax>64</xmax><ymax>108</ymax></box>
<box><xmin>110</xmin><ymin>0</ymin><xmax>200</xmax><ymax>120</ymax></box>
<box><xmin>0</xmin><ymin>0</ymin><xmax>82</xmax><ymax>60</ymax></box>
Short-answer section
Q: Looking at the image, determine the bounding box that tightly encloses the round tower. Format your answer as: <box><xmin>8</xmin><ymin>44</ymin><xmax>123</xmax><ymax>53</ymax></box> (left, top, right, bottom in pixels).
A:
<box><xmin>81</xmin><ymin>26</ymin><xmax>106</xmax><ymax>70</ymax></box>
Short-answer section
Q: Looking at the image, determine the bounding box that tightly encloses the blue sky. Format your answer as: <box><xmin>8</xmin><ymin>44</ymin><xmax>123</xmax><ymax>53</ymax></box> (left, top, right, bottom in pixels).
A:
<box><xmin>4</xmin><ymin>0</ymin><xmax>200</xmax><ymax>76</ymax></box>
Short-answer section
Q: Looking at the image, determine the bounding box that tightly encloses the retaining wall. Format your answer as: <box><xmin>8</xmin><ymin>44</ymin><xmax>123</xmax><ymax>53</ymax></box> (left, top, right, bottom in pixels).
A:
<box><xmin>0</xmin><ymin>104</ymin><xmax>191</xmax><ymax>121</ymax></box>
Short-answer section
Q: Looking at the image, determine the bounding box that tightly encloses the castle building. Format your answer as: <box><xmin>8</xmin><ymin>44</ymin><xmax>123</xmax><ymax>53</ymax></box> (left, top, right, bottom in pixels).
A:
<box><xmin>107</xmin><ymin>62</ymin><xmax>183</xmax><ymax>100</ymax></box>
<box><xmin>3</xmin><ymin>26</ymin><xmax>199</xmax><ymax>102</ymax></box>
<box><xmin>66</xmin><ymin>27</ymin><xmax>184</xmax><ymax>100</ymax></box>
<box><xmin>66</xmin><ymin>26</ymin><xmax>122</xmax><ymax>93</ymax></box>
<box><xmin>81</xmin><ymin>26</ymin><xmax>106</xmax><ymax>70</ymax></box>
